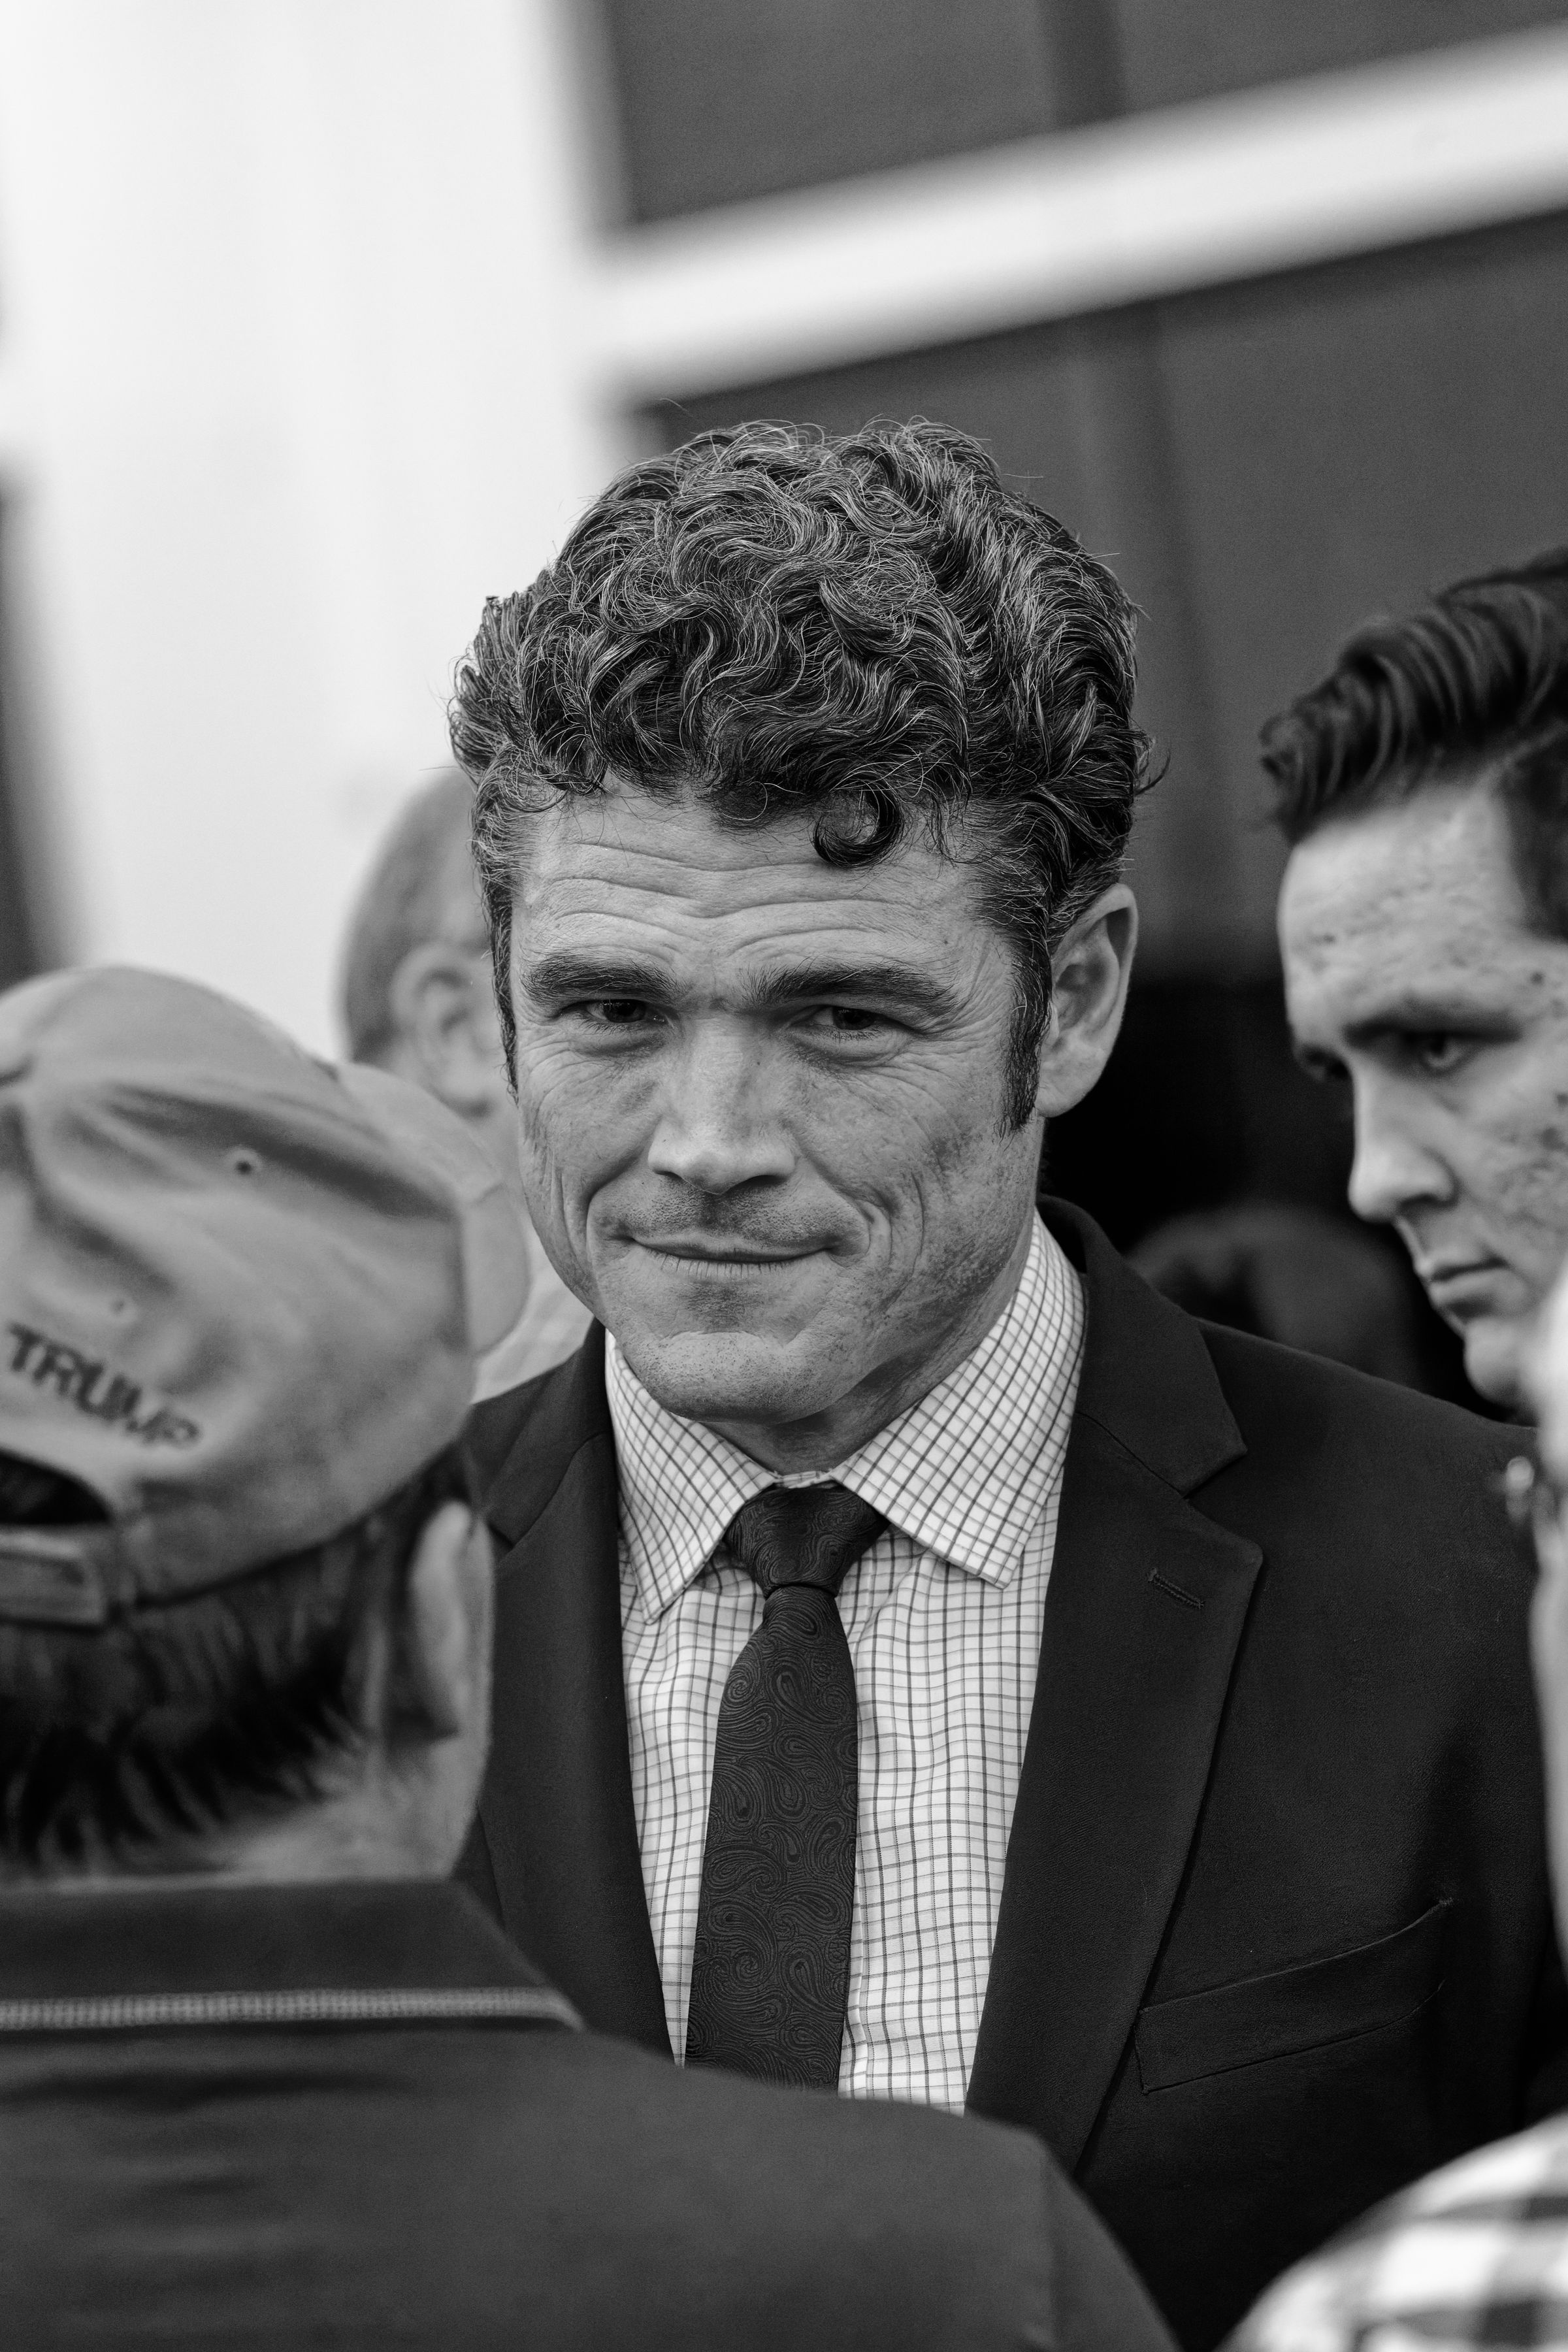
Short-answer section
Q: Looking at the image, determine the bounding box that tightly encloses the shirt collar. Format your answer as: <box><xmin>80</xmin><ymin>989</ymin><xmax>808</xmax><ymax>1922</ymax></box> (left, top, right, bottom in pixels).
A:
<box><xmin>0</xmin><ymin>1878</ymin><xmax>551</xmax><ymax>2003</ymax></box>
<box><xmin>607</xmin><ymin>1215</ymin><xmax>1085</xmax><ymax>1619</ymax></box>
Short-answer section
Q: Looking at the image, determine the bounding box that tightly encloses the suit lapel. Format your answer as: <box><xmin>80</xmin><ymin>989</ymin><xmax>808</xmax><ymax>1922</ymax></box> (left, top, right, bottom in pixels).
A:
<box><xmin>968</xmin><ymin>1203</ymin><xmax>1262</xmax><ymax>2165</ymax></box>
<box><xmin>468</xmin><ymin>1207</ymin><xmax>1264</xmax><ymax>2100</ymax></box>
<box><xmin>470</xmin><ymin>1329</ymin><xmax>670</xmax><ymax>2052</ymax></box>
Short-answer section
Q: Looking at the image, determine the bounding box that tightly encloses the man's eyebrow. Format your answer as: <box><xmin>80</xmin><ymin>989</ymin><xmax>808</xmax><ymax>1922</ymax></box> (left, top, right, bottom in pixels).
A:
<box><xmin>739</xmin><ymin>962</ymin><xmax>962</xmax><ymax>1019</ymax></box>
<box><xmin>520</xmin><ymin>951</ymin><xmax>671</xmax><ymax>1004</ymax></box>
<box><xmin>1340</xmin><ymin>997</ymin><xmax>1516</xmax><ymax>1045</ymax></box>
<box><xmin>519</xmin><ymin>951</ymin><xmax>963</xmax><ymax>1020</ymax></box>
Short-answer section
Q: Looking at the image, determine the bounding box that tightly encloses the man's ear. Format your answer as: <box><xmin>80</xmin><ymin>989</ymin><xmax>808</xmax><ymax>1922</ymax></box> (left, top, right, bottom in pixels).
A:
<box><xmin>386</xmin><ymin>943</ymin><xmax>503</xmax><ymax>1122</ymax></box>
<box><xmin>394</xmin><ymin>1504</ymin><xmax>494</xmax><ymax>1745</ymax></box>
<box><xmin>1033</xmin><ymin>885</ymin><xmax>1139</xmax><ymax>1120</ymax></box>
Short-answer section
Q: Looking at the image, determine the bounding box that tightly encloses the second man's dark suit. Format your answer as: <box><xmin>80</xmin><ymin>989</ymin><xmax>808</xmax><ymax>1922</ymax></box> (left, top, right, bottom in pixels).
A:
<box><xmin>460</xmin><ymin>1200</ymin><xmax>1568</xmax><ymax>2351</ymax></box>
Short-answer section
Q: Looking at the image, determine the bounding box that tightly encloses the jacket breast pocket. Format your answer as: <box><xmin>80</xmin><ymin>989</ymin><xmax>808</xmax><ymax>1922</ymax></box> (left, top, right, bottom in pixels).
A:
<box><xmin>1134</xmin><ymin>1898</ymin><xmax>1450</xmax><ymax>2092</ymax></box>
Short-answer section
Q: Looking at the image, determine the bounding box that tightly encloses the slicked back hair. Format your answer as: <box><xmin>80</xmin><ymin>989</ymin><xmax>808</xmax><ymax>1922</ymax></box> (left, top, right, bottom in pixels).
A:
<box><xmin>449</xmin><ymin>418</ymin><xmax>1149</xmax><ymax>1127</ymax></box>
<box><xmin>340</xmin><ymin>770</ymin><xmax>480</xmax><ymax>1065</ymax></box>
<box><xmin>0</xmin><ymin>1445</ymin><xmax>471</xmax><ymax>1873</ymax></box>
<box><xmin>1262</xmin><ymin>549</ymin><xmax>1568</xmax><ymax>936</ymax></box>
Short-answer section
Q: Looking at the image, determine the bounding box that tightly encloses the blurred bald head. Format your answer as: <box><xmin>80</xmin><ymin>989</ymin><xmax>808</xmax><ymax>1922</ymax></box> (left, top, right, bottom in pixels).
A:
<box><xmin>342</xmin><ymin>773</ymin><xmax>482</xmax><ymax>1062</ymax></box>
<box><xmin>339</xmin><ymin>772</ymin><xmax>517</xmax><ymax>1190</ymax></box>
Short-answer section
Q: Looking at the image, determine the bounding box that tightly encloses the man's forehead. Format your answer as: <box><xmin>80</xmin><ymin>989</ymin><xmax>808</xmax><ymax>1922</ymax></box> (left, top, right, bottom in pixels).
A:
<box><xmin>1280</xmin><ymin>787</ymin><xmax>1534</xmax><ymax>1013</ymax></box>
<box><xmin>510</xmin><ymin>781</ymin><xmax>984</xmax><ymax>940</ymax></box>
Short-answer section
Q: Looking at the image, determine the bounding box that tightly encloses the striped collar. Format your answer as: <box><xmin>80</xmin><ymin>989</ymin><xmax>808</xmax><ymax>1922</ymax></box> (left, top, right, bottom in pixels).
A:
<box><xmin>0</xmin><ymin>1878</ymin><xmax>576</xmax><ymax>2027</ymax></box>
<box><xmin>607</xmin><ymin>1213</ymin><xmax>1085</xmax><ymax>1621</ymax></box>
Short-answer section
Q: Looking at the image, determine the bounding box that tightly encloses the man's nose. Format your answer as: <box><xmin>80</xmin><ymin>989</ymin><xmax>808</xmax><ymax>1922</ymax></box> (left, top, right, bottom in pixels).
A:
<box><xmin>647</xmin><ymin>1026</ymin><xmax>795</xmax><ymax>1194</ymax></box>
<box><xmin>1346</xmin><ymin>1073</ymin><xmax>1454</xmax><ymax>1226</ymax></box>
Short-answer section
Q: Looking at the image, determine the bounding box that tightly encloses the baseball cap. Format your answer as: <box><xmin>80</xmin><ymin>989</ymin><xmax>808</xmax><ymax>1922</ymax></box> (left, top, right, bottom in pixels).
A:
<box><xmin>0</xmin><ymin>967</ymin><xmax>531</xmax><ymax>1627</ymax></box>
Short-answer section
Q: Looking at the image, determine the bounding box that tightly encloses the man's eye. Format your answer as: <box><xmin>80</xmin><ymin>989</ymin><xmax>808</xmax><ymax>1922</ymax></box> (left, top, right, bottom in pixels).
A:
<box><xmin>802</xmin><ymin>1006</ymin><xmax>889</xmax><ymax>1039</ymax></box>
<box><xmin>1297</xmin><ymin>1051</ymin><xmax>1348</xmax><ymax>1087</ymax></box>
<box><xmin>582</xmin><ymin>999</ymin><xmax>655</xmax><ymax>1028</ymax></box>
<box><xmin>1410</xmin><ymin>1033</ymin><xmax>1467</xmax><ymax>1075</ymax></box>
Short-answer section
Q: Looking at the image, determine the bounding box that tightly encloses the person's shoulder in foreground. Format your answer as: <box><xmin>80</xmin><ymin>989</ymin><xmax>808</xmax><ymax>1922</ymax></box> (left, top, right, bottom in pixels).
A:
<box><xmin>1225</xmin><ymin>2115</ymin><xmax>1568</xmax><ymax>2352</ymax></box>
<box><xmin>1</xmin><ymin>1876</ymin><xmax>1169</xmax><ymax>2352</ymax></box>
<box><xmin>444</xmin><ymin>2008</ymin><xmax>1175</xmax><ymax>2352</ymax></box>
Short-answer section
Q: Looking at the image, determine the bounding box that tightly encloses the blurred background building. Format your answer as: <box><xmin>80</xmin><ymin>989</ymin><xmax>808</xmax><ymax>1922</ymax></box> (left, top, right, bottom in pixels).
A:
<box><xmin>1</xmin><ymin>0</ymin><xmax>1567</xmax><ymax>1393</ymax></box>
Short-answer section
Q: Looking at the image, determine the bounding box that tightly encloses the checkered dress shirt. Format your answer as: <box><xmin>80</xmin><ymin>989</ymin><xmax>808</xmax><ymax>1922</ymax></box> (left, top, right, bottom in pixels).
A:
<box><xmin>607</xmin><ymin>1213</ymin><xmax>1085</xmax><ymax>2112</ymax></box>
<box><xmin>1229</xmin><ymin>2117</ymin><xmax>1568</xmax><ymax>2351</ymax></box>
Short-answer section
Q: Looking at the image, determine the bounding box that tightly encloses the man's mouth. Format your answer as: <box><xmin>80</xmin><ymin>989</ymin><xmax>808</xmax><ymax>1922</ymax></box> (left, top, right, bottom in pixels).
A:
<box><xmin>1416</xmin><ymin>1256</ymin><xmax>1509</xmax><ymax>1314</ymax></box>
<box><xmin>633</xmin><ymin>1238</ymin><xmax>818</xmax><ymax>1267</ymax></box>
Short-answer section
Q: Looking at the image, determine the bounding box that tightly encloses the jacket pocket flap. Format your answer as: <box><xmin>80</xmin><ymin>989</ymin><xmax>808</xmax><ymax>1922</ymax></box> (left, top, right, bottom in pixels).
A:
<box><xmin>1134</xmin><ymin>1898</ymin><xmax>1450</xmax><ymax>2092</ymax></box>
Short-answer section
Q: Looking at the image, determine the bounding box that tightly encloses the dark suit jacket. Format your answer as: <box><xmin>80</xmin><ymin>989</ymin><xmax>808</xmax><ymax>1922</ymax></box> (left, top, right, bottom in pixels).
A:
<box><xmin>1</xmin><ymin>1876</ymin><xmax>1171</xmax><ymax>2352</ymax></box>
<box><xmin>459</xmin><ymin>1198</ymin><xmax>1568</xmax><ymax>2351</ymax></box>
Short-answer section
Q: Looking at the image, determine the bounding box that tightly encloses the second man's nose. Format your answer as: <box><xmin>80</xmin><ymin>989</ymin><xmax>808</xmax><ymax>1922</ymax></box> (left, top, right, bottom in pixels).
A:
<box><xmin>1346</xmin><ymin>1077</ymin><xmax>1454</xmax><ymax>1227</ymax></box>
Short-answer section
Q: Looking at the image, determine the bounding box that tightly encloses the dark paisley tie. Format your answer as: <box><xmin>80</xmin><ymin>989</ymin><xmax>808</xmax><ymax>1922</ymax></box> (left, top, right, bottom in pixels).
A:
<box><xmin>684</xmin><ymin>1482</ymin><xmax>888</xmax><ymax>2089</ymax></box>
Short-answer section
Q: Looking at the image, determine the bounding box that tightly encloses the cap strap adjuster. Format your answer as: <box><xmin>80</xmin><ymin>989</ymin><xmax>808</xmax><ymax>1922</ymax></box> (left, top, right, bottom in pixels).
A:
<box><xmin>0</xmin><ymin>1530</ymin><xmax>114</xmax><ymax>1628</ymax></box>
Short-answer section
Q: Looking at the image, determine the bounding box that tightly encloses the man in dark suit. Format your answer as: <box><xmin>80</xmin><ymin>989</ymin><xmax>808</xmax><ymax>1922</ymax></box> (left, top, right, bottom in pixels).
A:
<box><xmin>449</xmin><ymin>420</ymin><xmax>1566</xmax><ymax>2351</ymax></box>
<box><xmin>0</xmin><ymin>967</ymin><xmax>1169</xmax><ymax>2352</ymax></box>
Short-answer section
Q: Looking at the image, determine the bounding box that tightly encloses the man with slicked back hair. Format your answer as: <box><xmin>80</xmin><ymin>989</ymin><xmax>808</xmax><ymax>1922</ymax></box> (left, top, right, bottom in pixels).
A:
<box><xmin>451</xmin><ymin>421</ymin><xmax>1565</xmax><ymax>2350</ymax></box>
<box><xmin>1269</xmin><ymin>550</ymin><xmax>1568</xmax><ymax>1411</ymax></box>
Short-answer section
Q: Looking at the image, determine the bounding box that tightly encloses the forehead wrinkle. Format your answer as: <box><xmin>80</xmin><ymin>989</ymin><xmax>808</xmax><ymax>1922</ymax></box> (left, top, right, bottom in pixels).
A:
<box><xmin>510</xmin><ymin>777</ymin><xmax>977</xmax><ymax>923</ymax></box>
<box><xmin>1286</xmin><ymin>875</ymin><xmax>1568</xmax><ymax>1079</ymax></box>
<box><xmin>514</xmin><ymin>855</ymin><xmax>990</xmax><ymax>997</ymax></box>
<box><xmin>517</xmin><ymin>877</ymin><xmax>966</xmax><ymax>970</ymax></box>
<box><xmin>517</xmin><ymin>850</ymin><xmax>957</xmax><ymax>941</ymax></box>
<box><xmin>1281</xmin><ymin>789</ymin><xmax>1547</xmax><ymax>1011</ymax></box>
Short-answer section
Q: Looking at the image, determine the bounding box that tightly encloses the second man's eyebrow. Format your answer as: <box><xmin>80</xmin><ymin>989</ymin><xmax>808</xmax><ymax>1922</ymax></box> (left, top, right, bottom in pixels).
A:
<box><xmin>1343</xmin><ymin>999</ymin><xmax>1515</xmax><ymax>1045</ymax></box>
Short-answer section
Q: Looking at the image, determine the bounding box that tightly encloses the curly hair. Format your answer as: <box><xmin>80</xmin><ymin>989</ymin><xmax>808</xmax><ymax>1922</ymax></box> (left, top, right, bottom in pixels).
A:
<box><xmin>449</xmin><ymin>417</ymin><xmax>1149</xmax><ymax>1126</ymax></box>
<box><xmin>1261</xmin><ymin>548</ymin><xmax>1568</xmax><ymax>936</ymax></box>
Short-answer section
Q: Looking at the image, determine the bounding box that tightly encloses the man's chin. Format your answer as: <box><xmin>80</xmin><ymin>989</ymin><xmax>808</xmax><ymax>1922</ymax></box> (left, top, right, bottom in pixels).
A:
<box><xmin>1460</xmin><ymin>1313</ymin><xmax>1533</xmax><ymax>1412</ymax></box>
<box><xmin>615</xmin><ymin>1324</ymin><xmax>829</xmax><ymax>1429</ymax></box>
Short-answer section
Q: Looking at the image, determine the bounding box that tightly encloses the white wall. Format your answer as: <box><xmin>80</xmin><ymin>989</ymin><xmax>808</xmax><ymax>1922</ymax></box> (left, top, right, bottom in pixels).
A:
<box><xmin>0</xmin><ymin>0</ymin><xmax>625</xmax><ymax>1050</ymax></box>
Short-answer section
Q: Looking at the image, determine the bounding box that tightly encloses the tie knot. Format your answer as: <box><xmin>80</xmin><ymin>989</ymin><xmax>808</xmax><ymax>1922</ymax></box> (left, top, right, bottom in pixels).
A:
<box><xmin>725</xmin><ymin>1483</ymin><xmax>888</xmax><ymax>1598</ymax></box>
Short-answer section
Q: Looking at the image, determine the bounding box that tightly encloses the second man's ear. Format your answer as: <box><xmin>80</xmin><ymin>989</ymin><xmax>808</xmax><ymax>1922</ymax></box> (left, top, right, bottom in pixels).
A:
<box><xmin>387</xmin><ymin>944</ymin><xmax>504</xmax><ymax>1122</ymax></box>
<box><xmin>390</xmin><ymin>1503</ymin><xmax>495</xmax><ymax>1745</ymax></box>
<box><xmin>1032</xmin><ymin>886</ymin><xmax>1139</xmax><ymax>1122</ymax></box>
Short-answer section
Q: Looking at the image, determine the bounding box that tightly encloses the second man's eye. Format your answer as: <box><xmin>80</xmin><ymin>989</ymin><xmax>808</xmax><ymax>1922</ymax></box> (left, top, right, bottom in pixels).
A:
<box><xmin>1411</xmin><ymin>1032</ymin><xmax>1467</xmax><ymax>1076</ymax></box>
